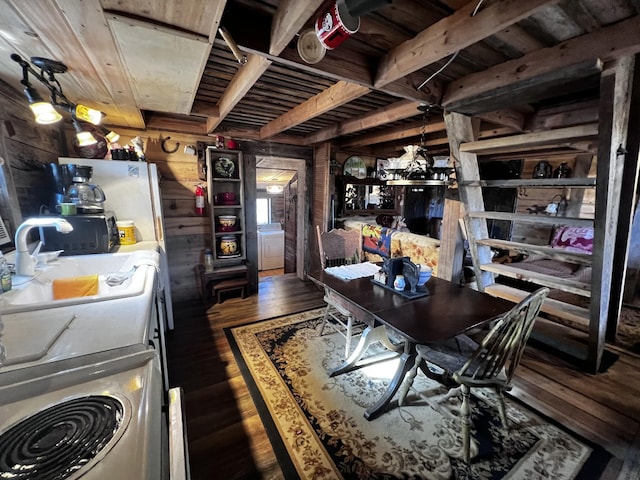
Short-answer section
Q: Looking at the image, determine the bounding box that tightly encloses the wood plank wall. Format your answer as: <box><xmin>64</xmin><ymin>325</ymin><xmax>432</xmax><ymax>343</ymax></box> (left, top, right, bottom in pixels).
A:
<box><xmin>110</xmin><ymin>130</ymin><xmax>313</xmax><ymax>303</ymax></box>
<box><xmin>0</xmin><ymin>80</ymin><xmax>67</xmax><ymax>237</ymax></box>
<box><xmin>495</xmin><ymin>154</ymin><xmax>597</xmax><ymax>245</ymax></box>
<box><xmin>0</xmin><ymin>80</ymin><xmax>66</xmax><ymax>237</ymax></box>
<box><xmin>0</xmin><ymin>78</ymin><xmax>313</xmax><ymax>305</ymax></box>
<box><xmin>312</xmin><ymin>143</ymin><xmax>331</xmax><ymax>273</ymax></box>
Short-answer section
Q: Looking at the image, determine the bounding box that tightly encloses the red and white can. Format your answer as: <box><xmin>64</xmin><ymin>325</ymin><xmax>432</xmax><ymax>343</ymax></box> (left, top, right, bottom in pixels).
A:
<box><xmin>315</xmin><ymin>0</ymin><xmax>360</xmax><ymax>50</ymax></box>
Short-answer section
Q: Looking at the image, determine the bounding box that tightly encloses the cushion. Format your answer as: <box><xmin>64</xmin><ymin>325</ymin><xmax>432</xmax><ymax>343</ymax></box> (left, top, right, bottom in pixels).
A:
<box><xmin>362</xmin><ymin>224</ymin><xmax>393</xmax><ymax>257</ymax></box>
<box><xmin>550</xmin><ymin>226</ymin><xmax>594</xmax><ymax>254</ymax></box>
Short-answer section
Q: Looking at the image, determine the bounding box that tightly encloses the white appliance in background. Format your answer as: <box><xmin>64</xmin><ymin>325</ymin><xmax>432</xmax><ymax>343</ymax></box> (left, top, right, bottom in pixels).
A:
<box><xmin>257</xmin><ymin>223</ymin><xmax>284</xmax><ymax>271</ymax></box>
<box><xmin>58</xmin><ymin>158</ymin><xmax>174</xmax><ymax>330</ymax></box>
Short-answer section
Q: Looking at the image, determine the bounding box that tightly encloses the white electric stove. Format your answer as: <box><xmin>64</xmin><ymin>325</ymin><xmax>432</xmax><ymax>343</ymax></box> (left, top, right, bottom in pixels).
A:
<box><xmin>0</xmin><ymin>344</ymin><xmax>163</xmax><ymax>479</ymax></box>
<box><xmin>0</xmin><ymin>275</ymin><xmax>188</xmax><ymax>479</ymax></box>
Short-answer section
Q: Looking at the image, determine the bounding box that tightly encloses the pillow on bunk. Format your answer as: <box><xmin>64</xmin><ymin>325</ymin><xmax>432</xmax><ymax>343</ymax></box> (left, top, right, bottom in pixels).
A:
<box><xmin>362</xmin><ymin>224</ymin><xmax>393</xmax><ymax>257</ymax></box>
<box><xmin>550</xmin><ymin>226</ymin><xmax>594</xmax><ymax>254</ymax></box>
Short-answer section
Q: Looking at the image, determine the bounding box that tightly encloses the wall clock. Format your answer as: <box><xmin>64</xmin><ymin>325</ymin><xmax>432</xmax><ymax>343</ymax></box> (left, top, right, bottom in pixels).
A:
<box><xmin>343</xmin><ymin>156</ymin><xmax>366</xmax><ymax>179</ymax></box>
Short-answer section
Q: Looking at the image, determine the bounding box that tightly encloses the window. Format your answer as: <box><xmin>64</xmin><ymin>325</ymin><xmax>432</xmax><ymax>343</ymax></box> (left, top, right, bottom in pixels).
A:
<box><xmin>257</xmin><ymin>197</ymin><xmax>271</xmax><ymax>225</ymax></box>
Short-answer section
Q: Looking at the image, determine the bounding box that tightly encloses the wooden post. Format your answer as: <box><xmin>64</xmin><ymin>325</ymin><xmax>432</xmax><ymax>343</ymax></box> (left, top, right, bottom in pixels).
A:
<box><xmin>444</xmin><ymin>111</ymin><xmax>494</xmax><ymax>290</ymax></box>
<box><xmin>591</xmin><ymin>56</ymin><xmax>637</xmax><ymax>372</ymax></box>
<box><xmin>610</xmin><ymin>54</ymin><xmax>640</xmax><ymax>338</ymax></box>
<box><xmin>437</xmin><ymin>197</ymin><xmax>464</xmax><ymax>283</ymax></box>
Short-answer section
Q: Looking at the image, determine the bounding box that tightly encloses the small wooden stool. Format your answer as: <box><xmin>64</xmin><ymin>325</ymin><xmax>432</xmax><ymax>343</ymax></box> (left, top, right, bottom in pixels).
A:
<box><xmin>197</xmin><ymin>264</ymin><xmax>249</xmax><ymax>304</ymax></box>
<box><xmin>213</xmin><ymin>277</ymin><xmax>248</xmax><ymax>303</ymax></box>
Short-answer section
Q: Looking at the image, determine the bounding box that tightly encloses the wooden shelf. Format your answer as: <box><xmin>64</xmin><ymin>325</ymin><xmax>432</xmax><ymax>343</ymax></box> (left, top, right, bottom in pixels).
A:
<box><xmin>480</xmin><ymin>263</ymin><xmax>591</xmax><ymax>297</ymax></box>
<box><xmin>476</xmin><ymin>239</ymin><xmax>592</xmax><ymax>266</ymax></box>
<box><xmin>467</xmin><ymin>211</ymin><xmax>594</xmax><ymax>227</ymax></box>
<box><xmin>342</xmin><ymin>176</ymin><xmax>386</xmax><ymax>185</ymax></box>
<box><xmin>484</xmin><ymin>284</ymin><xmax>589</xmax><ymax>329</ymax></box>
<box><xmin>459</xmin><ymin>124</ymin><xmax>598</xmax><ymax>155</ymax></box>
<box><xmin>387</xmin><ymin>179</ymin><xmax>451</xmax><ymax>186</ymax></box>
<box><xmin>206</xmin><ymin>148</ymin><xmax>247</xmax><ymax>265</ymax></box>
<box><xmin>459</xmin><ymin>178</ymin><xmax>596</xmax><ymax>188</ymax></box>
<box><xmin>212</xmin><ymin>177</ymin><xmax>241</xmax><ymax>182</ymax></box>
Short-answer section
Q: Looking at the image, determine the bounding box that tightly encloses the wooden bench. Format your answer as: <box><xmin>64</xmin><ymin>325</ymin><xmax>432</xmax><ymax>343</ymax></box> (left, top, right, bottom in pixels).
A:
<box><xmin>197</xmin><ymin>264</ymin><xmax>249</xmax><ymax>304</ymax></box>
<box><xmin>213</xmin><ymin>277</ymin><xmax>248</xmax><ymax>303</ymax></box>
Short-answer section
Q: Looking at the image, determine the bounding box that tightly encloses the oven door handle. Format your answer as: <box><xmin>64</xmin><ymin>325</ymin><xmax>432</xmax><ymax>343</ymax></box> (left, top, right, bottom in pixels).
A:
<box><xmin>168</xmin><ymin>387</ymin><xmax>190</xmax><ymax>479</ymax></box>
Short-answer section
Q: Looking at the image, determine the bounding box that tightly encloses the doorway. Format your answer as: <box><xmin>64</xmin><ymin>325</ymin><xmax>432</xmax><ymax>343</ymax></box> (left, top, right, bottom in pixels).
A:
<box><xmin>256</xmin><ymin>156</ymin><xmax>307</xmax><ymax>280</ymax></box>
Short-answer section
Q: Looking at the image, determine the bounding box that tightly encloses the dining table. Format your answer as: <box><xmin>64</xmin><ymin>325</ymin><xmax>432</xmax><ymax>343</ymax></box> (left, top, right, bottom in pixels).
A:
<box><xmin>308</xmin><ymin>268</ymin><xmax>513</xmax><ymax>420</ymax></box>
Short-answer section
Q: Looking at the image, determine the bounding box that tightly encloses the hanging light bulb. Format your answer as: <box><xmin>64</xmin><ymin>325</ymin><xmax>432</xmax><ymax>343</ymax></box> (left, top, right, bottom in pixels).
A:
<box><xmin>98</xmin><ymin>125</ymin><xmax>120</xmax><ymax>143</ymax></box>
<box><xmin>73</xmin><ymin>103</ymin><xmax>104</xmax><ymax>125</ymax></box>
<box><xmin>24</xmin><ymin>86</ymin><xmax>62</xmax><ymax>124</ymax></box>
<box><xmin>73</xmin><ymin>119</ymin><xmax>97</xmax><ymax>146</ymax></box>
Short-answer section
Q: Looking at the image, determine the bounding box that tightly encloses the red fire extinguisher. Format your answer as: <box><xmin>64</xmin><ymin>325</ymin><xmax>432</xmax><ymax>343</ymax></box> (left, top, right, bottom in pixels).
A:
<box><xmin>195</xmin><ymin>184</ymin><xmax>205</xmax><ymax>216</ymax></box>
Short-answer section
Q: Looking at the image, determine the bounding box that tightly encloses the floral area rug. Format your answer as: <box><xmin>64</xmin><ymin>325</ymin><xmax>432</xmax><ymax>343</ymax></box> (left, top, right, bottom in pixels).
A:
<box><xmin>225</xmin><ymin>308</ymin><xmax>611</xmax><ymax>479</ymax></box>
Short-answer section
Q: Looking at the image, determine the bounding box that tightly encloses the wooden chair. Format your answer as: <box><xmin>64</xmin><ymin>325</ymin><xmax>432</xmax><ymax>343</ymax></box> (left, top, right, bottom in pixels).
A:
<box><xmin>397</xmin><ymin>287</ymin><xmax>549</xmax><ymax>464</ymax></box>
<box><xmin>316</xmin><ymin>225</ymin><xmax>365</xmax><ymax>357</ymax></box>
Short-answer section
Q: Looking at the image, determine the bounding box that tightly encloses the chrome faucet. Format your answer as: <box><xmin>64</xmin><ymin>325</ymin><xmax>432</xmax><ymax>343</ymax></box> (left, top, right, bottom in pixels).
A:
<box><xmin>15</xmin><ymin>217</ymin><xmax>73</xmax><ymax>276</ymax></box>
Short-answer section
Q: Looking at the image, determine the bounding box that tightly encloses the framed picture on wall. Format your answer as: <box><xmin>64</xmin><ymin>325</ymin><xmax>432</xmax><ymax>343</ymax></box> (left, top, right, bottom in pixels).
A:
<box><xmin>376</xmin><ymin>158</ymin><xmax>390</xmax><ymax>179</ymax></box>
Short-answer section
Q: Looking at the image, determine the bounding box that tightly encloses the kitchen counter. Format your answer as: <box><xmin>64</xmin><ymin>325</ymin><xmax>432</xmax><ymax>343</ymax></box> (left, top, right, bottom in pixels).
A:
<box><xmin>0</xmin><ymin>245</ymin><xmax>160</xmax><ymax>372</ymax></box>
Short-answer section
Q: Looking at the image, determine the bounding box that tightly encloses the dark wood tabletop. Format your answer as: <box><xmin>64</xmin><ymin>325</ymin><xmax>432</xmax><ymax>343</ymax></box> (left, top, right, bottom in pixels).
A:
<box><xmin>309</xmin><ymin>268</ymin><xmax>515</xmax><ymax>420</ymax></box>
<box><xmin>309</xmin><ymin>269</ymin><xmax>513</xmax><ymax>345</ymax></box>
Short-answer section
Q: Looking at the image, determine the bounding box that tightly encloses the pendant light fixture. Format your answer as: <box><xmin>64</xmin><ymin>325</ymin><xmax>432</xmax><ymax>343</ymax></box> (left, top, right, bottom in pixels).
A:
<box><xmin>266</xmin><ymin>185</ymin><xmax>284</xmax><ymax>194</ymax></box>
<box><xmin>387</xmin><ymin>104</ymin><xmax>447</xmax><ymax>186</ymax></box>
<box><xmin>73</xmin><ymin>119</ymin><xmax>97</xmax><ymax>146</ymax></box>
<box><xmin>11</xmin><ymin>53</ymin><xmax>118</xmax><ymax>140</ymax></box>
<box><xmin>24</xmin><ymin>85</ymin><xmax>62</xmax><ymax>124</ymax></box>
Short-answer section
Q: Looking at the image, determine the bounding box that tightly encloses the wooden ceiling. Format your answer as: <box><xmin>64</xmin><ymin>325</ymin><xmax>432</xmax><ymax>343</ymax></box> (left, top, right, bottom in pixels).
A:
<box><xmin>1</xmin><ymin>0</ymin><xmax>639</xmax><ymax>158</ymax></box>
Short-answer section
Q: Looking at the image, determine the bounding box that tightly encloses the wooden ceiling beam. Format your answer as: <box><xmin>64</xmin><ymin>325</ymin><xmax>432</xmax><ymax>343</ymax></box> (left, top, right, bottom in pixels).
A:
<box><xmin>307</xmin><ymin>100</ymin><xmax>421</xmax><ymax>144</ymax></box>
<box><xmin>207</xmin><ymin>54</ymin><xmax>272</xmax><ymax>133</ymax></box>
<box><xmin>476</xmin><ymin>110</ymin><xmax>526</xmax><ymax>132</ymax></box>
<box><xmin>269</xmin><ymin>0</ymin><xmax>324</xmax><ymax>55</ymax></box>
<box><xmin>206</xmin><ymin>0</ymin><xmax>318</xmax><ymax>133</ymax></box>
<box><xmin>374</xmin><ymin>0</ymin><xmax>559</xmax><ymax>88</ymax></box>
<box><xmin>145</xmin><ymin>116</ymin><xmax>208</xmax><ymax>135</ymax></box>
<box><xmin>443</xmin><ymin>16</ymin><xmax>640</xmax><ymax>114</ymax></box>
<box><xmin>339</xmin><ymin>120</ymin><xmax>447</xmax><ymax>149</ymax></box>
<box><xmin>260</xmin><ymin>81</ymin><xmax>370</xmax><ymax>139</ymax></box>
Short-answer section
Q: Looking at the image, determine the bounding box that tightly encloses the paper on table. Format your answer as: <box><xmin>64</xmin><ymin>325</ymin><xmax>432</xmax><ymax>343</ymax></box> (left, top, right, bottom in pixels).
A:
<box><xmin>325</xmin><ymin>262</ymin><xmax>381</xmax><ymax>280</ymax></box>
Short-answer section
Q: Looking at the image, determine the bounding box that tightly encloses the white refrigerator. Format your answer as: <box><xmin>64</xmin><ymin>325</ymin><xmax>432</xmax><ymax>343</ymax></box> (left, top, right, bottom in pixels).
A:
<box><xmin>59</xmin><ymin>158</ymin><xmax>174</xmax><ymax>330</ymax></box>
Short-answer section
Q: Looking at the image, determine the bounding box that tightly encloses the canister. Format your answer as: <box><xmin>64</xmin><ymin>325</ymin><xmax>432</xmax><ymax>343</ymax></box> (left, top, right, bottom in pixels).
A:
<box><xmin>117</xmin><ymin>220</ymin><xmax>136</xmax><ymax>245</ymax></box>
<box><xmin>219</xmin><ymin>235</ymin><xmax>238</xmax><ymax>256</ymax></box>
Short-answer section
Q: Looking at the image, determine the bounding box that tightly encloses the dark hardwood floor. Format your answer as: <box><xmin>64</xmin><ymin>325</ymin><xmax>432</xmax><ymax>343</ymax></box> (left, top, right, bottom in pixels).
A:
<box><xmin>166</xmin><ymin>275</ymin><xmax>640</xmax><ymax>479</ymax></box>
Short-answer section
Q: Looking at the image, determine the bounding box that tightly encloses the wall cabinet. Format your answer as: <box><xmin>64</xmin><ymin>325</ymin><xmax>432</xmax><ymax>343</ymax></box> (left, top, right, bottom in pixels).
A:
<box><xmin>205</xmin><ymin>147</ymin><xmax>246</xmax><ymax>266</ymax></box>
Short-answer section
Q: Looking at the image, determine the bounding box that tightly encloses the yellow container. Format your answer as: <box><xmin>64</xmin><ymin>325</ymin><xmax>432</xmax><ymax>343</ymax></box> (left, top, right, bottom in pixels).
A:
<box><xmin>117</xmin><ymin>220</ymin><xmax>136</xmax><ymax>245</ymax></box>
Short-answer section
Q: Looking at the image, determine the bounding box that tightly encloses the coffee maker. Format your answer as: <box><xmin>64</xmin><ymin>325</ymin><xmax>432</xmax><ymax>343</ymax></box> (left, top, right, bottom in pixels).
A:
<box><xmin>47</xmin><ymin>163</ymin><xmax>106</xmax><ymax>214</ymax></box>
<box><xmin>67</xmin><ymin>165</ymin><xmax>106</xmax><ymax>213</ymax></box>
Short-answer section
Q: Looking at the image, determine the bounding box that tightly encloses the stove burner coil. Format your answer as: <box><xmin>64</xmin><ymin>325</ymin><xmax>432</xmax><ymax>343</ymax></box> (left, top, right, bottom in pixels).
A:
<box><xmin>0</xmin><ymin>395</ymin><xmax>124</xmax><ymax>480</ymax></box>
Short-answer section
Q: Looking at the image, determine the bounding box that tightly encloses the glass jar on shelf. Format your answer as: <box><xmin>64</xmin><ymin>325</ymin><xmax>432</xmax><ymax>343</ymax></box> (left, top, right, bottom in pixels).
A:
<box><xmin>204</xmin><ymin>249</ymin><xmax>214</xmax><ymax>273</ymax></box>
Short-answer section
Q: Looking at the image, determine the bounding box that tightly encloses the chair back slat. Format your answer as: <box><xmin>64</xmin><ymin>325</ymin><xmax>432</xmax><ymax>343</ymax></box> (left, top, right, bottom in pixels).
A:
<box><xmin>316</xmin><ymin>225</ymin><xmax>362</xmax><ymax>269</ymax></box>
<box><xmin>458</xmin><ymin>288</ymin><xmax>549</xmax><ymax>384</ymax></box>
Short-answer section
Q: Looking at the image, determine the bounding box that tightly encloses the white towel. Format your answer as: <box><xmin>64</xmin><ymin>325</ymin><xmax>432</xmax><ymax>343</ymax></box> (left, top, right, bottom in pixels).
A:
<box><xmin>106</xmin><ymin>250</ymin><xmax>160</xmax><ymax>287</ymax></box>
<box><xmin>325</xmin><ymin>262</ymin><xmax>380</xmax><ymax>280</ymax></box>
<box><xmin>119</xmin><ymin>250</ymin><xmax>160</xmax><ymax>272</ymax></box>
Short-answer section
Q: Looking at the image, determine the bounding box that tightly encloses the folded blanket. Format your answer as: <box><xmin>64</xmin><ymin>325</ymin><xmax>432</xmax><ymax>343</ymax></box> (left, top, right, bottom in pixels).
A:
<box><xmin>325</xmin><ymin>262</ymin><xmax>381</xmax><ymax>280</ymax></box>
<box><xmin>52</xmin><ymin>274</ymin><xmax>99</xmax><ymax>300</ymax></box>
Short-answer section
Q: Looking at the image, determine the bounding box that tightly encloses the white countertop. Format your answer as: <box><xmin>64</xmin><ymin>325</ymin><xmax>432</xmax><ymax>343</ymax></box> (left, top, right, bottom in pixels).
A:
<box><xmin>0</xmin><ymin>246</ymin><xmax>159</xmax><ymax>372</ymax></box>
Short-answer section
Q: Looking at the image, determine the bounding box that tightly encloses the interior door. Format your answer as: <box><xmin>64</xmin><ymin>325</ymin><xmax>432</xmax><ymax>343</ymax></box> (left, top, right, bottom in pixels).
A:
<box><xmin>284</xmin><ymin>177</ymin><xmax>298</xmax><ymax>273</ymax></box>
